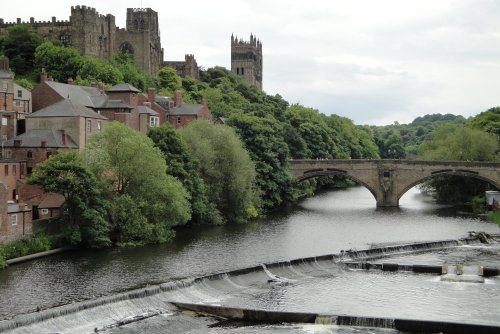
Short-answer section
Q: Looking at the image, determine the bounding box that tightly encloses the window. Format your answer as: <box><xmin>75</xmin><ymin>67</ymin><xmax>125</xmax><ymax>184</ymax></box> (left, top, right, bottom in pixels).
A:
<box><xmin>97</xmin><ymin>121</ymin><xmax>102</xmax><ymax>132</ymax></box>
<box><xmin>27</xmin><ymin>167</ymin><xmax>32</xmax><ymax>175</ymax></box>
<box><xmin>149</xmin><ymin>116</ymin><xmax>159</xmax><ymax>127</ymax></box>
<box><xmin>41</xmin><ymin>209</ymin><xmax>49</xmax><ymax>215</ymax></box>
<box><xmin>17</xmin><ymin>90</ymin><xmax>22</xmax><ymax>98</ymax></box>
<box><xmin>237</xmin><ymin>68</ymin><xmax>240</xmax><ymax>75</ymax></box>
<box><xmin>11</xmin><ymin>214</ymin><xmax>17</xmax><ymax>226</ymax></box>
<box><xmin>46</xmin><ymin>152</ymin><xmax>53</xmax><ymax>159</ymax></box>
<box><xmin>12</xmin><ymin>165</ymin><xmax>16</xmax><ymax>176</ymax></box>
<box><xmin>2</xmin><ymin>117</ymin><xmax>7</xmax><ymax>126</ymax></box>
<box><xmin>87</xmin><ymin>119</ymin><xmax>91</xmax><ymax>132</ymax></box>
<box><xmin>4</xmin><ymin>165</ymin><xmax>8</xmax><ymax>176</ymax></box>
<box><xmin>20</xmin><ymin>164</ymin><xmax>24</xmax><ymax>176</ymax></box>
<box><xmin>176</xmin><ymin>117</ymin><xmax>181</xmax><ymax>125</ymax></box>
<box><xmin>14</xmin><ymin>100</ymin><xmax>21</xmax><ymax>107</ymax></box>
<box><xmin>383</xmin><ymin>171</ymin><xmax>391</xmax><ymax>178</ymax></box>
<box><xmin>27</xmin><ymin>151</ymin><xmax>33</xmax><ymax>159</ymax></box>
<box><xmin>241</xmin><ymin>68</ymin><xmax>245</xmax><ymax>75</ymax></box>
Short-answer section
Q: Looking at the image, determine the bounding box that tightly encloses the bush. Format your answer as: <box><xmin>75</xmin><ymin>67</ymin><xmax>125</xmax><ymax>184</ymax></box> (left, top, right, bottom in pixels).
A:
<box><xmin>3</xmin><ymin>235</ymin><xmax>51</xmax><ymax>260</ymax></box>
<box><xmin>0</xmin><ymin>247</ymin><xmax>6</xmax><ymax>269</ymax></box>
<box><xmin>488</xmin><ymin>211</ymin><xmax>500</xmax><ymax>225</ymax></box>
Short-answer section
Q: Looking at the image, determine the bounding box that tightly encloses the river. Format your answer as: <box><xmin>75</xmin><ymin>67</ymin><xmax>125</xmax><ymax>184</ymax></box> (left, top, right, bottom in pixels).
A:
<box><xmin>0</xmin><ymin>186</ymin><xmax>499</xmax><ymax>333</ymax></box>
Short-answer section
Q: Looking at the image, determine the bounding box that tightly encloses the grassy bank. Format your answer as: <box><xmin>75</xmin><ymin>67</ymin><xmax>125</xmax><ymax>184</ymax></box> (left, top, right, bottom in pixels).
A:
<box><xmin>0</xmin><ymin>235</ymin><xmax>53</xmax><ymax>269</ymax></box>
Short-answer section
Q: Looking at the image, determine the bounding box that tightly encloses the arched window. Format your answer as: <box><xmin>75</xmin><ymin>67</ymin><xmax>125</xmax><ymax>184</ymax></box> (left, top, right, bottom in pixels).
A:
<box><xmin>134</xmin><ymin>20</ymin><xmax>139</xmax><ymax>30</ymax></box>
<box><xmin>140</xmin><ymin>19</ymin><xmax>146</xmax><ymax>30</ymax></box>
<box><xmin>119</xmin><ymin>42</ymin><xmax>134</xmax><ymax>55</ymax></box>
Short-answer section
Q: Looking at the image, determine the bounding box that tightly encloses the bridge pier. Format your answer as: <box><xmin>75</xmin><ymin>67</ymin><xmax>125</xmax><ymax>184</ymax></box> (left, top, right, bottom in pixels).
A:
<box><xmin>289</xmin><ymin>159</ymin><xmax>500</xmax><ymax>208</ymax></box>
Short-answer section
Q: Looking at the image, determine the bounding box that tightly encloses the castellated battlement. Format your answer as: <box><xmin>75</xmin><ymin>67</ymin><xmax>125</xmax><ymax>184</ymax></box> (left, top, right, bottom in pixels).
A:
<box><xmin>231</xmin><ymin>34</ymin><xmax>262</xmax><ymax>49</ymax></box>
<box><xmin>71</xmin><ymin>5</ymin><xmax>111</xmax><ymax>20</ymax></box>
<box><xmin>0</xmin><ymin>17</ymin><xmax>71</xmax><ymax>28</ymax></box>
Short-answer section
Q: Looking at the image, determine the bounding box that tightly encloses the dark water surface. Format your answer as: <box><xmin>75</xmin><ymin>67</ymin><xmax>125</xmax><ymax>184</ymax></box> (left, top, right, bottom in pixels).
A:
<box><xmin>0</xmin><ymin>187</ymin><xmax>499</xmax><ymax>332</ymax></box>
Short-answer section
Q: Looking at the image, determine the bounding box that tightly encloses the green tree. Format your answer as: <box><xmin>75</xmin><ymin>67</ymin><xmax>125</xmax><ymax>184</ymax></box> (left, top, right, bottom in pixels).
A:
<box><xmin>179</xmin><ymin>120</ymin><xmax>259</xmax><ymax>223</ymax></box>
<box><xmin>35</xmin><ymin>41</ymin><xmax>82</xmax><ymax>82</ymax></box>
<box><xmin>148</xmin><ymin>124</ymin><xmax>223</xmax><ymax>225</ymax></box>
<box><xmin>86</xmin><ymin>122</ymin><xmax>191</xmax><ymax>243</ymax></box>
<box><xmin>226</xmin><ymin>113</ymin><xmax>295</xmax><ymax>210</ymax></box>
<box><xmin>2</xmin><ymin>25</ymin><xmax>42</xmax><ymax>76</ymax></box>
<box><xmin>420</xmin><ymin>124</ymin><xmax>498</xmax><ymax>161</ymax></box>
<box><xmin>419</xmin><ymin>124</ymin><xmax>498</xmax><ymax>204</ymax></box>
<box><xmin>469</xmin><ymin>107</ymin><xmax>500</xmax><ymax>137</ymax></box>
<box><xmin>30</xmin><ymin>151</ymin><xmax>111</xmax><ymax>248</ymax></box>
<box><xmin>78</xmin><ymin>56</ymin><xmax>124</xmax><ymax>85</ymax></box>
<box><xmin>158</xmin><ymin>67</ymin><xmax>182</xmax><ymax>93</ymax></box>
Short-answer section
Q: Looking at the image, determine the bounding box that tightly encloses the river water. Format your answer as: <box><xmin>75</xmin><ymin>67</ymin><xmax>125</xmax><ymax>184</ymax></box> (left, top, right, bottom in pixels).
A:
<box><xmin>0</xmin><ymin>186</ymin><xmax>499</xmax><ymax>333</ymax></box>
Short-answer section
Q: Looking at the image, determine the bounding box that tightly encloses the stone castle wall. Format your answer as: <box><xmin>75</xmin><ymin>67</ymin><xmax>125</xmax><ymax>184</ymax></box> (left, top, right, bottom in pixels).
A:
<box><xmin>0</xmin><ymin>6</ymin><xmax>162</xmax><ymax>74</ymax></box>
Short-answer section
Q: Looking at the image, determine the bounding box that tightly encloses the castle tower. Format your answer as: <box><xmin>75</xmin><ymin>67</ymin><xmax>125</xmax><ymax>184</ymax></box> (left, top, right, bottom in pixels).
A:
<box><xmin>115</xmin><ymin>8</ymin><xmax>163</xmax><ymax>74</ymax></box>
<box><xmin>231</xmin><ymin>34</ymin><xmax>263</xmax><ymax>90</ymax></box>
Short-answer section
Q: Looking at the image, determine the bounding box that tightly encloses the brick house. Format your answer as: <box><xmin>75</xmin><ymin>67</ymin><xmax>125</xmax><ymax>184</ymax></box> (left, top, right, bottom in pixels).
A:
<box><xmin>0</xmin><ymin>58</ymin><xmax>32</xmax><ymax>142</ymax></box>
<box><xmin>167</xmin><ymin>91</ymin><xmax>212</xmax><ymax>128</ymax></box>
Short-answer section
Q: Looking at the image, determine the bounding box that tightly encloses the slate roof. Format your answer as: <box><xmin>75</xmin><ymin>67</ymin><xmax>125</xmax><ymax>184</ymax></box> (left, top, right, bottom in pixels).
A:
<box><xmin>0</xmin><ymin>70</ymin><xmax>12</xmax><ymax>80</ymax></box>
<box><xmin>107</xmin><ymin>83</ymin><xmax>140</xmax><ymax>93</ymax></box>
<box><xmin>44</xmin><ymin>81</ymin><xmax>101</xmax><ymax>108</ymax></box>
<box><xmin>27</xmin><ymin>99</ymin><xmax>107</xmax><ymax>119</ymax></box>
<box><xmin>170</xmin><ymin>104</ymin><xmax>203</xmax><ymax>116</ymax></box>
<box><xmin>38</xmin><ymin>193</ymin><xmax>65</xmax><ymax>209</ymax></box>
<box><xmin>100</xmin><ymin>99</ymin><xmax>133</xmax><ymax>109</ymax></box>
<box><xmin>138</xmin><ymin>105</ymin><xmax>159</xmax><ymax>116</ymax></box>
<box><xmin>3</xmin><ymin>129</ymin><xmax>79</xmax><ymax>148</ymax></box>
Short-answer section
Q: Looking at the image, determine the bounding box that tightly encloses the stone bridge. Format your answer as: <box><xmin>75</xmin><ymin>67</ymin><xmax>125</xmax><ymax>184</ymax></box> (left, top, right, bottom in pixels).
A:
<box><xmin>289</xmin><ymin>159</ymin><xmax>500</xmax><ymax>207</ymax></box>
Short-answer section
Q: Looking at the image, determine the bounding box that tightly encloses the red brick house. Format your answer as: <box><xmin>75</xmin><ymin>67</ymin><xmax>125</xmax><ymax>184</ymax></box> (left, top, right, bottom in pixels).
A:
<box><xmin>167</xmin><ymin>91</ymin><xmax>212</xmax><ymax>128</ymax></box>
<box><xmin>0</xmin><ymin>59</ymin><xmax>32</xmax><ymax>141</ymax></box>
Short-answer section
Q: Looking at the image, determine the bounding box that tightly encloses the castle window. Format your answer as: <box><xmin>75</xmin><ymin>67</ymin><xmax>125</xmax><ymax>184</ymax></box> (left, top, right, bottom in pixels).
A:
<box><xmin>59</xmin><ymin>33</ymin><xmax>70</xmax><ymax>47</ymax></box>
<box><xmin>241</xmin><ymin>68</ymin><xmax>245</xmax><ymax>75</ymax></box>
<box><xmin>134</xmin><ymin>20</ymin><xmax>139</xmax><ymax>30</ymax></box>
<box><xmin>237</xmin><ymin>68</ymin><xmax>240</xmax><ymax>75</ymax></box>
<box><xmin>140</xmin><ymin>19</ymin><xmax>146</xmax><ymax>30</ymax></box>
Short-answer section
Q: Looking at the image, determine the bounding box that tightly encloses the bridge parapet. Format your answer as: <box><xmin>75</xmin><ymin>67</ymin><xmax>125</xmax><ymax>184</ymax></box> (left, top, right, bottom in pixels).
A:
<box><xmin>289</xmin><ymin>159</ymin><xmax>500</xmax><ymax>207</ymax></box>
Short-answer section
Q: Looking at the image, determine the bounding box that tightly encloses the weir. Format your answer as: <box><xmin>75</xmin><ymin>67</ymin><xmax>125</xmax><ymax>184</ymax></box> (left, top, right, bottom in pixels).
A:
<box><xmin>0</xmin><ymin>233</ymin><xmax>498</xmax><ymax>333</ymax></box>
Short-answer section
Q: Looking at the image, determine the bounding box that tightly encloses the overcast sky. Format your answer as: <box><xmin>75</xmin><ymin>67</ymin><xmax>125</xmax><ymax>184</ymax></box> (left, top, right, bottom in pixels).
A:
<box><xmin>2</xmin><ymin>0</ymin><xmax>500</xmax><ymax>125</ymax></box>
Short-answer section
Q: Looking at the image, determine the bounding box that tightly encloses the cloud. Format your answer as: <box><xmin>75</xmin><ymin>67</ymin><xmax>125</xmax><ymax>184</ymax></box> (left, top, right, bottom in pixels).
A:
<box><xmin>1</xmin><ymin>0</ymin><xmax>499</xmax><ymax>125</ymax></box>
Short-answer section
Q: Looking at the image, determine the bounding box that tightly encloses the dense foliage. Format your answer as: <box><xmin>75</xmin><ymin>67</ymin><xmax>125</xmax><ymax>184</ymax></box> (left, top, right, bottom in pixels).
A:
<box><xmin>0</xmin><ymin>25</ymin><xmax>42</xmax><ymax>76</ymax></box>
<box><xmin>179</xmin><ymin>121</ymin><xmax>260</xmax><ymax>223</ymax></box>
<box><xmin>30</xmin><ymin>151</ymin><xmax>111</xmax><ymax>247</ymax></box>
<box><xmin>86</xmin><ymin>122</ymin><xmax>191</xmax><ymax>245</ymax></box>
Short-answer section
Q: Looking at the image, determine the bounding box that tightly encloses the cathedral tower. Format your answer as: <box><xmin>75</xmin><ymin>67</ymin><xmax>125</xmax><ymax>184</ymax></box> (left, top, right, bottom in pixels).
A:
<box><xmin>231</xmin><ymin>34</ymin><xmax>262</xmax><ymax>90</ymax></box>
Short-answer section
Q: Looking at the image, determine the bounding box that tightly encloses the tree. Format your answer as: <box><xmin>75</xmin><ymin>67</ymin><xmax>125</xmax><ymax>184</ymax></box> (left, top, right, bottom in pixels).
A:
<box><xmin>78</xmin><ymin>56</ymin><xmax>124</xmax><ymax>85</ymax></box>
<box><xmin>420</xmin><ymin>124</ymin><xmax>498</xmax><ymax>161</ymax></box>
<box><xmin>179</xmin><ymin>120</ymin><xmax>260</xmax><ymax>223</ymax></box>
<box><xmin>469</xmin><ymin>107</ymin><xmax>500</xmax><ymax>137</ymax></box>
<box><xmin>86</xmin><ymin>122</ymin><xmax>191</xmax><ymax>243</ymax></box>
<box><xmin>148</xmin><ymin>124</ymin><xmax>223</xmax><ymax>225</ymax></box>
<box><xmin>2</xmin><ymin>25</ymin><xmax>42</xmax><ymax>76</ymax></box>
<box><xmin>30</xmin><ymin>151</ymin><xmax>111</xmax><ymax>248</ymax></box>
<box><xmin>226</xmin><ymin>113</ymin><xmax>296</xmax><ymax>210</ymax></box>
<box><xmin>158</xmin><ymin>67</ymin><xmax>181</xmax><ymax>92</ymax></box>
<box><xmin>35</xmin><ymin>41</ymin><xmax>82</xmax><ymax>82</ymax></box>
<box><xmin>419</xmin><ymin>124</ymin><xmax>498</xmax><ymax>204</ymax></box>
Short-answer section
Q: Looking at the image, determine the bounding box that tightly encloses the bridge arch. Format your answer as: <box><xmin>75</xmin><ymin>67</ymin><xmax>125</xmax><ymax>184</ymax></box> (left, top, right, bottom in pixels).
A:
<box><xmin>289</xmin><ymin>159</ymin><xmax>500</xmax><ymax>207</ymax></box>
<box><xmin>295</xmin><ymin>169</ymin><xmax>378</xmax><ymax>202</ymax></box>
<box><xmin>397</xmin><ymin>169</ymin><xmax>500</xmax><ymax>203</ymax></box>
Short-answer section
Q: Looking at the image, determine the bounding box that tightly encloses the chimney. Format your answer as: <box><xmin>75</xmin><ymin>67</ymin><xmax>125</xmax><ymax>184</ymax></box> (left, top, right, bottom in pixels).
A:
<box><xmin>147</xmin><ymin>88</ymin><xmax>155</xmax><ymax>103</ymax></box>
<box><xmin>40</xmin><ymin>68</ymin><xmax>48</xmax><ymax>83</ymax></box>
<box><xmin>61</xmin><ymin>130</ymin><xmax>66</xmax><ymax>146</ymax></box>
<box><xmin>174</xmin><ymin>90</ymin><xmax>183</xmax><ymax>107</ymax></box>
<box><xmin>67</xmin><ymin>77</ymin><xmax>74</xmax><ymax>85</ymax></box>
<box><xmin>14</xmin><ymin>140</ymin><xmax>21</xmax><ymax>147</ymax></box>
<box><xmin>41</xmin><ymin>141</ymin><xmax>46</xmax><ymax>148</ymax></box>
<box><xmin>98</xmin><ymin>81</ymin><xmax>105</xmax><ymax>95</ymax></box>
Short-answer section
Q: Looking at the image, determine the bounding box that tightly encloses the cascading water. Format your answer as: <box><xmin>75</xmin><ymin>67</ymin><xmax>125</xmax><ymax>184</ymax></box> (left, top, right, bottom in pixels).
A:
<box><xmin>1</xmin><ymin>187</ymin><xmax>499</xmax><ymax>333</ymax></box>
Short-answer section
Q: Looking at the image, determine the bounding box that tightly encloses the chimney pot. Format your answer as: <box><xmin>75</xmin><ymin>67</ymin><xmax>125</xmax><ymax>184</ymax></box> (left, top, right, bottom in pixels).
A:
<box><xmin>174</xmin><ymin>90</ymin><xmax>183</xmax><ymax>107</ymax></box>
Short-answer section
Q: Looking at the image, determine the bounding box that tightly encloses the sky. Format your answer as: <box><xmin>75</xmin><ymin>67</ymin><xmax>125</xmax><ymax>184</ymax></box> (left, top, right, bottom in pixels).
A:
<box><xmin>2</xmin><ymin>0</ymin><xmax>500</xmax><ymax>125</ymax></box>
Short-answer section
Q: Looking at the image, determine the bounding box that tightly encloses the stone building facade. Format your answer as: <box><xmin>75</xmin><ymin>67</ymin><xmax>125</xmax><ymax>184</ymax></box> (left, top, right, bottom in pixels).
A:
<box><xmin>164</xmin><ymin>54</ymin><xmax>200</xmax><ymax>79</ymax></box>
<box><xmin>231</xmin><ymin>34</ymin><xmax>263</xmax><ymax>90</ymax></box>
<box><xmin>0</xmin><ymin>6</ymin><xmax>164</xmax><ymax>75</ymax></box>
